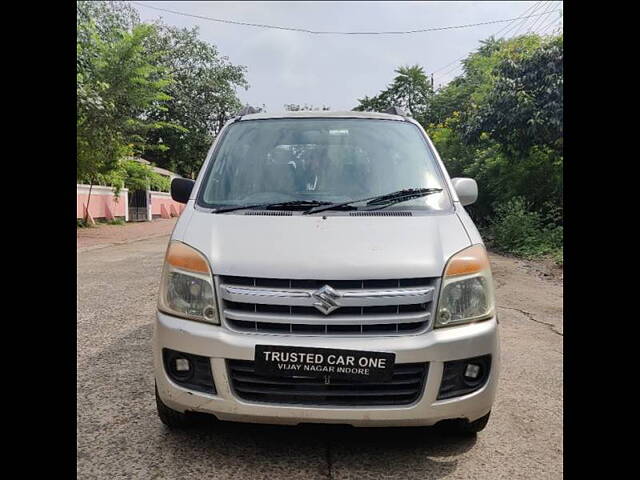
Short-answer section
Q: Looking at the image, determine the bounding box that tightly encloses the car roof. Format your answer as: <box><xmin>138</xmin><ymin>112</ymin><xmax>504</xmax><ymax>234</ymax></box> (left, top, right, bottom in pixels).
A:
<box><xmin>236</xmin><ymin>110</ymin><xmax>407</xmax><ymax>122</ymax></box>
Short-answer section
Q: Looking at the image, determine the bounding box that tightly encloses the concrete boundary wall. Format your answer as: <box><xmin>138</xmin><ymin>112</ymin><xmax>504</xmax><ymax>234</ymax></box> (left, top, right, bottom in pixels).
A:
<box><xmin>77</xmin><ymin>185</ymin><xmax>185</xmax><ymax>222</ymax></box>
<box><xmin>77</xmin><ymin>185</ymin><xmax>129</xmax><ymax>221</ymax></box>
<box><xmin>149</xmin><ymin>191</ymin><xmax>186</xmax><ymax>219</ymax></box>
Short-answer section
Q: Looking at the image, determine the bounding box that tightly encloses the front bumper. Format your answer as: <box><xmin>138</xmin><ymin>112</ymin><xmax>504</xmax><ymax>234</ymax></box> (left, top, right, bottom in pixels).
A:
<box><xmin>153</xmin><ymin>311</ymin><xmax>500</xmax><ymax>427</ymax></box>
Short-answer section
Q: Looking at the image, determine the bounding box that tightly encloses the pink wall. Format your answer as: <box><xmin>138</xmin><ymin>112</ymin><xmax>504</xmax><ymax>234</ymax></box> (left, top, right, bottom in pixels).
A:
<box><xmin>149</xmin><ymin>192</ymin><xmax>185</xmax><ymax>218</ymax></box>
<box><xmin>77</xmin><ymin>185</ymin><xmax>185</xmax><ymax>221</ymax></box>
<box><xmin>77</xmin><ymin>185</ymin><xmax>127</xmax><ymax>220</ymax></box>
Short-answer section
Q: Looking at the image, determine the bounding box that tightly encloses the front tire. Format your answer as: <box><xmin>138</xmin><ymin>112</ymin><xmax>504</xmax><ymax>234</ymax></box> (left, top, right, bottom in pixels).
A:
<box><xmin>155</xmin><ymin>384</ymin><xmax>194</xmax><ymax>428</ymax></box>
<box><xmin>437</xmin><ymin>411</ymin><xmax>491</xmax><ymax>435</ymax></box>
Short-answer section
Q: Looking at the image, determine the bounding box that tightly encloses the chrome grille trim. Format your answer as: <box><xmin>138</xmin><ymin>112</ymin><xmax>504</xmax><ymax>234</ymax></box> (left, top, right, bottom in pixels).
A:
<box><xmin>216</xmin><ymin>276</ymin><xmax>439</xmax><ymax>336</ymax></box>
<box><xmin>223</xmin><ymin>309</ymin><xmax>431</xmax><ymax>325</ymax></box>
<box><xmin>220</xmin><ymin>285</ymin><xmax>434</xmax><ymax>307</ymax></box>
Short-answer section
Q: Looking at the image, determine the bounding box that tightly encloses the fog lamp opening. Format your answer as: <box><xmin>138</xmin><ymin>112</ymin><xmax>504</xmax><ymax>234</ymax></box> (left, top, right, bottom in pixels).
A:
<box><xmin>464</xmin><ymin>363</ymin><xmax>481</xmax><ymax>379</ymax></box>
<box><xmin>437</xmin><ymin>354</ymin><xmax>491</xmax><ymax>400</ymax></box>
<box><xmin>175</xmin><ymin>358</ymin><xmax>190</xmax><ymax>372</ymax></box>
<box><xmin>162</xmin><ymin>348</ymin><xmax>217</xmax><ymax>394</ymax></box>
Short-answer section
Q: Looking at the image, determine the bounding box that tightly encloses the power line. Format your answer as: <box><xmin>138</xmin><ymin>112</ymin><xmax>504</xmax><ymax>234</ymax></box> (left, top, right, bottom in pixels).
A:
<box><xmin>496</xmin><ymin>1</ymin><xmax>544</xmax><ymax>37</ymax></box>
<box><xmin>541</xmin><ymin>5</ymin><xmax>563</xmax><ymax>33</ymax></box>
<box><xmin>510</xmin><ymin>1</ymin><xmax>549</xmax><ymax>37</ymax></box>
<box><xmin>433</xmin><ymin>2</ymin><xmax>564</xmax><ymax>86</ymax></box>
<box><xmin>537</xmin><ymin>20</ymin><xmax>560</xmax><ymax>36</ymax></box>
<box><xmin>499</xmin><ymin>1</ymin><xmax>542</xmax><ymax>38</ymax></box>
<box><xmin>131</xmin><ymin>1</ymin><xmax>560</xmax><ymax>36</ymax></box>
<box><xmin>527</xmin><ymin>1</ymin><xmax>556</xmax><ymax>33</ymax></box>
<box><xmin>431</xmin><ymin>54</ymin><xmax>467</xmax><ymax>76</ymax></box>
<box><xmin>522</xmin><ymin>1</ymin><xmax>553</xmax><ymax>34</ymax></box>
<box><xmin>539</xmin><ymin>15</ymin><xmax>563</xmax><ymax>35</ymax></box>
<box><xmin>431</xmin><ymin>2</ymin><xmax>542</xmax><ymax>81</ymax></box>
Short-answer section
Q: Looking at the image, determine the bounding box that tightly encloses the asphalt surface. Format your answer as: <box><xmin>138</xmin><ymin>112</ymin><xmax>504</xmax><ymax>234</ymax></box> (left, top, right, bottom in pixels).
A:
<box><xmin>77</xmin><ymin>235</ymin><xmax>563</xmax><ymax>479</ymax></box>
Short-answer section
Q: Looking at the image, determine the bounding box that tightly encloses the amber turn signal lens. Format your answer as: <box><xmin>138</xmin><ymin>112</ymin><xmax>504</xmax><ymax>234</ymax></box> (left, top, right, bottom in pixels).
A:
<box><xmin>444</xmin><ymin>244</ymin><xmax>490</xmax><ymax>277</ymax></box>
<box><xmin>165</xmin><ymin>242</ymin><xmax>210</xmax><ymax>274</ymax></box>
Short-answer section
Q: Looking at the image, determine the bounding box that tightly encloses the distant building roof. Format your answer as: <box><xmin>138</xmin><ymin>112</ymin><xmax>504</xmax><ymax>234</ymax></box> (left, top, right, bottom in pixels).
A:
<box><xmin>153</xmin><ymin>166</ymin><xmax>179</xmax><ymax>177</ymax></box>
<box><xmin>131</xmin><ymin>157</ymin><xmax>181</xmax><ymax>178</ymax></box>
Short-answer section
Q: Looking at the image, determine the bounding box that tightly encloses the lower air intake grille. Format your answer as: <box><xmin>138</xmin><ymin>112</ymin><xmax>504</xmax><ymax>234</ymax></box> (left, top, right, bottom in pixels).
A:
<box><xmin>227</xmin><ymin>360</ymin><xmax>428</xmax><ymax>406</ymax></box>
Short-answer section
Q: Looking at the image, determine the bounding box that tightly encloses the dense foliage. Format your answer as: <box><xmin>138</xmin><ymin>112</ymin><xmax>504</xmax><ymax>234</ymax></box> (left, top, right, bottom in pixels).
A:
<box><xmin>79</xmin><ymin>158</ymin><xmax>170</xmax><ymax>194</ymax></box>
<box><xmin>141</xmin><ymin>23</ymin><xmax>249</xmax><ymax>178</ymax></box>
<box><xmin>76</xmin><ymin>1</ymin><xmax>248</xmax><ymax>192</ymax></box>
<box><xmin>354</xmin><ymin>34</ymin><xmax>563</xmax><ymax>263</ymax></box>
<box><xmin>77</xmin><ymin>4</ymin><xmax>172</xmax><ymax>185</ymax></box>
<box><xmin>354</xmin><ymin>65</ymin><xmax>434</xmax><ymax>125</ymax></box>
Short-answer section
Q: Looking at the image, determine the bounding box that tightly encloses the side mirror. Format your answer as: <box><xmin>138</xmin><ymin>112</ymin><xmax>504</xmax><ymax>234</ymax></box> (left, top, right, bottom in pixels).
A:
<box><xmin>171</xmin><ymin>178</ymin><xmax>195</xmax><ymax>204</ymax></box>
<box><xmin>451</xmin><ymin>177</ymin><xmax>478</xmax><ymax>206</ymax></box>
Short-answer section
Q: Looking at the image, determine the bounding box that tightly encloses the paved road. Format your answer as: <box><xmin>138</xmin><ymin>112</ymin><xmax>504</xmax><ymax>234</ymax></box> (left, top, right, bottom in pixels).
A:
<box><xmin>77</xmin><ymin>236</ymin><xmax>562</xmax><ymax>479</ymax></box>
<box><xmin>77</xmin><ymin>218</ymin><xmax>177</xmax><ymax>251</ymax></box>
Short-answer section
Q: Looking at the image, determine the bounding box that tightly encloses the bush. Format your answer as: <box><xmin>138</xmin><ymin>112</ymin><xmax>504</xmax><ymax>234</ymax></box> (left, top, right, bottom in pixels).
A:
<box><xmin>106</xmin><ymin>218</ymin><xmax>126</xmax><ymax>225</ymax></box>
<box><xmin>77</xmin><ymin>218</ymin><xmax>94</xmax><ymax>228</ymax></box>
<box><xmin>78</xmin><ymin>159</ymin><xmax>172</xmax><ymax>194</ymax></box>
<box><xmin>486</xmin><ymin>197</ymin><xmax>562</xmax><ymax>263</ymax></box>
<box><xmin>149</xmin><ymin>171</ymin><xmax>170</xmax><ymax>192</ymax></box>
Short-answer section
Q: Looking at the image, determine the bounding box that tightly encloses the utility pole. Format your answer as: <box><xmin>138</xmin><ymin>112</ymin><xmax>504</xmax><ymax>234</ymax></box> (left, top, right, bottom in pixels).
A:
<box><xmin>431</xmin><ymin>73</ymin><xmax>434</xmax><ymax>90</ymax></box>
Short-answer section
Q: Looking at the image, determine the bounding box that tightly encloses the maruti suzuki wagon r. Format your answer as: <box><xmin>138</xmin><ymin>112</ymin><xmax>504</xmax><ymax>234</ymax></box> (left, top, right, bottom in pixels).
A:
<box><xmin>153</xmin><ymin>109</ymin><xmax>500</xmax><ymax>433</ymax></box>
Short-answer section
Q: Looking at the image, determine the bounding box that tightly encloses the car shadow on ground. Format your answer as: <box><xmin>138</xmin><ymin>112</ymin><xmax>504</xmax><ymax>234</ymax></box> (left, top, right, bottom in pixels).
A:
<box><xmin>161</xmin><ymin>416</ymin><xmax>477</xmax><ymax>478</ymax></box>
<box><xmin>187</xmin><ymin>416</ymin><xmax>477</xmax><ymax>456</ymax></box>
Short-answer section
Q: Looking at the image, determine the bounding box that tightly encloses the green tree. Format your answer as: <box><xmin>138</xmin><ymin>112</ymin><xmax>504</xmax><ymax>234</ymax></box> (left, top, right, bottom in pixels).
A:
<box><xmin>353</xmin><ymin>34</ymin><xmax>563</xmax><ymax>262</ymax></box>
<box><xmin>353</xmin><ymin>65</ymin><xmax>433</xmax><ymax>123</ymax></box>
<box><xmin>77</xmin><ymin>8</ymin><xmax>173</xmax><ymax>185</ymax></box>
<box><xmin>89</xmin><ymin>158</ymin><xmax>171</xmax><ymax>194</ymax></box>
<box><xmin>463</xmin><ymin>36</ymin><xmax>563</xmax><ymax>157</ymax></box>
<box><xmin>77</xmin><ymin>1</ymin><xmax>139</xmax><ymax>42</ymax></box>
<box><xmin>429</xmin><ymin>35</ymin><xmax>543</xmax><ymax>125</ymax></box>
<box><xmin>142</xmin><ymin>24</ymin><xmax>249</xmax><ymax>178</ymax></box>
<box><xmin>458</xmin><ymin>35</ymin><xmax>563</xmax><ymax>218</ymax></box>
<box><xmin>77</xmin><ymin>2</ymin><xmax>175</xmax><ymax>220</ymax></box>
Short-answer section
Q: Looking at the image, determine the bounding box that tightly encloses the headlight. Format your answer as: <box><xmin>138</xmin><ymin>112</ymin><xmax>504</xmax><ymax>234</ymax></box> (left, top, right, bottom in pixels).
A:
<box><xmin>158</xmin><ymin>241</ymin><xmax>219</xmax><ymax>324</ymax></box>
<box><xmin>436</xmin><ymin>244</ymin><xmax>495</xmax><ymax>328</ymax></box>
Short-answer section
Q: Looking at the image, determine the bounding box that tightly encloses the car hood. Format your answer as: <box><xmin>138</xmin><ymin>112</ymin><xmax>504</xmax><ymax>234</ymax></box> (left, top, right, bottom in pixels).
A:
<box><xmin>178</xmin><ymin>210</ymin><xmax>471</xmax><ymax>279</ymax></box>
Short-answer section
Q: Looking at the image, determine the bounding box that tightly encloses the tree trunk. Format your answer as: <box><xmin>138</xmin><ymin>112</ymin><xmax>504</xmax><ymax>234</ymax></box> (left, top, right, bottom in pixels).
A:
<box><xmin>84</xmin><ymin>177</ymin><xmax>96</xmax><ymax>225</ymax></box>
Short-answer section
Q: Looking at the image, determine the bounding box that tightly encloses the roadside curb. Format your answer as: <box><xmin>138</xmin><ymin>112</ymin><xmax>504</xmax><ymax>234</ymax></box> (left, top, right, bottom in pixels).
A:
<box><xmin>77</xmin><ymin>232</ymin><xmax>171</xmax><ymax>253</ymax></box>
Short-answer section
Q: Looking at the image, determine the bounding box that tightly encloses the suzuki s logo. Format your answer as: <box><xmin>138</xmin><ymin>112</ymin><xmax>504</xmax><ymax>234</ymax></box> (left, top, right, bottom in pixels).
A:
<box><xmin>311</xmin><ymin>285</ymin><xmax>342</xmax><ymax>315</ymax></box>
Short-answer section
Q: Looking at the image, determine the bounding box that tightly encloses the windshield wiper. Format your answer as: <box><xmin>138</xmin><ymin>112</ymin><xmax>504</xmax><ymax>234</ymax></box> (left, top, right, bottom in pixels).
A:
<box><xmin>213</xmin><ymin>200</ymin><xmax>333</xmax><ymax>214</ymax></box>
<box><xmin>303</xmin><ymin>188</ymin><xmax>443</xmax><ymax>215</ymax></box>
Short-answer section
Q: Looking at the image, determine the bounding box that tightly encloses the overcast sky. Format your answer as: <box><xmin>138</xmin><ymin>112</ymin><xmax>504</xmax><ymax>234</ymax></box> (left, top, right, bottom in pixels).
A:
<box><xmin>132</xmin><ymin>1</ymin><xmax>562</xmax><ymax>113</ymax></box>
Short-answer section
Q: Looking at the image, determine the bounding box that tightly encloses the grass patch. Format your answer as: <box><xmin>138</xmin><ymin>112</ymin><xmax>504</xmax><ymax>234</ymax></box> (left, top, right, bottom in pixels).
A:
<box><xmin>77</xmin><ymin>218</ymin><xmax>95</xmax><ymax>228</ymax></box>
<box><xmin>78</xmin><ymin>218</ymin><xmax>126</xmax><ymax>228</ymax></box>
<box><xmin>93</xmin><ymin>218</ymin><xmax>127</xmax><ymax>226</ymax></box>
<box><xmin>483</xmin><ymin>197</ymin><xmax>563</xmax><ymax>267</ymax></box>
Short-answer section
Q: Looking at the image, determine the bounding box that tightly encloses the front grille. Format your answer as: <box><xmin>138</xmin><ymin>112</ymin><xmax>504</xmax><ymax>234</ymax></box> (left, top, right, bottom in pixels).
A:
<box><xmin>228</xmin><ymin>360</ymin><xmax>428</xmax><ymax>406</ymax></box>
<box><xmin>217</xmin><ymin>276</ymin><xmax>439</xmax><ymax>336</ymax></box>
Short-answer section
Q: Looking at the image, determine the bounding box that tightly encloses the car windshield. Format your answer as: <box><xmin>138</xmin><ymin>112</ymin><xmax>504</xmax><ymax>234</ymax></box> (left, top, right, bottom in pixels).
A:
<box><xmin>198</xmin><ymin>118</ymin><xmax>451</xmax><ymax>211</ymax></box>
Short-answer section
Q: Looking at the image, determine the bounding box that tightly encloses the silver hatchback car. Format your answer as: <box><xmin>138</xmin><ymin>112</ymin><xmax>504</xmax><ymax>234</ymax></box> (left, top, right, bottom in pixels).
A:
<box><xmin>153</xmin><ymin>109</ymin><xmax>500</xmax><ymax>433</ymax></box>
